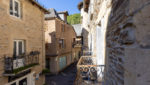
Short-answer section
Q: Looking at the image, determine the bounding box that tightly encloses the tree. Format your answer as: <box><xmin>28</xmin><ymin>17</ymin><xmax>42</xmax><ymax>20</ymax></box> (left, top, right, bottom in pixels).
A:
<box><xmin>67</xmin><ymin>13</ymin><xmax>81</xmax><ymax>25</ymax></box>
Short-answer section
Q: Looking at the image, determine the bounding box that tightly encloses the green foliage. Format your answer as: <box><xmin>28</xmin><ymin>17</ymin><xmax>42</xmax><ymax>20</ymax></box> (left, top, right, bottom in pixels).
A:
<box><xmin>13</xmin><ymin>63</ymin><xmax>39</xmax><ymax>74</ymax></box>
<box><xmin>42</xmin><ymin>68</ymin><xmax>50</xmax><ymax>74</ymax></box>
<box><xmin>67</xmin><ymin>13</ymin><xmax>81</xmax><ymax>25</ymax></box>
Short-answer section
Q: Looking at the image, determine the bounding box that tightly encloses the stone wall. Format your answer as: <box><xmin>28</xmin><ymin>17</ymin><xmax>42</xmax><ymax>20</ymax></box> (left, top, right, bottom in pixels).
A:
<box><xmin>80</xmin><ymin>8</ymin><xmax>90</xmax><ymax>51</ymax></box>
<box><xmin>105</xmin><ymin>0</ymin><xmax>150</xmax><ymax>85</ymax></box>
<box><xmin>45</xmin><ymin>19</ymin><xmax>57</xmax><ymax>56</ymax></box>
<box><xmin>0</xmin><ymin>0</ymin><xmax>46</xmax><ymax>85</ymax></box>
<box><xmin>80</xmin><ymin>0</ymin><xmax>150</xmax><ymax>85</ymax></box>
<box><xmin>45</xmin><ymin>17</ymin><xmax>77</xmax><ymax>73</ymax></box>
<box><xmin>45</xmin><ymin>18</ymin><xmax>76</xmax><ymax>56</ymax></box>
<box><xmin>105</xmin><ymin>0</ymin><xmax>129</xmax><ymax>85</ymax></box>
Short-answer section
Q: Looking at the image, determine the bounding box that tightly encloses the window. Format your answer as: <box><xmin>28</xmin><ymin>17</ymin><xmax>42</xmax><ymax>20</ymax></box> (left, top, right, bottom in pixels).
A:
<box><xmin>73</xmin><ymin>38</ymin><xmax>76</xmax><ymax>42</ymax></box>
<box><xmin>46</xmin><ymin>59</ymin><xmax>50</xmax><ymax>69</ymax></box>
<box><xmin>19</xmin><ymin>78</ymin><xmax>27</xmax><ymax>85</ymax></box>
<box><xmin>11</xmin><ymin>83</ymin><xmax>16</xmax><ymax>85</ymax></box>
<box><xmin>13</xmin><ymin>40</ymin><xmax>25</xmax><ymax>57</ymax></box>
<box><xmin>72</xmin><ymin>38</ymin><xmax>76</xmax><ymax>48</ymax></box>
<box><xmin>10</xmin><ymin>0</ymin><xmax>21</xmax><ymax>18</ymax></box>
<box><xmin>90</xmin><ymin>14</ymin><xmax>93</xmax><ymax>20</ymax></box>
<box><xmin>59</xmin><ymin>39</ymin><xmax>65</xmax><ymax>48</ymax></box>
<box><xmin>61</xmin><ymin>24</ymin><xmax>65</xmax><ymax>32</ymax></box>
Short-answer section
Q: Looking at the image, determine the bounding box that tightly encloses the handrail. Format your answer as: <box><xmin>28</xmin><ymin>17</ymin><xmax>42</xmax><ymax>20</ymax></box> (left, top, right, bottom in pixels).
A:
<box><xmin>76</xmin><ymin>56</ymin><xmax>105</xmax><ymax>85</ymax></box>
<box><xmin>4</xmin><ymin>51</ymin><xmax>40</xmax><ymax>74</ymax></box>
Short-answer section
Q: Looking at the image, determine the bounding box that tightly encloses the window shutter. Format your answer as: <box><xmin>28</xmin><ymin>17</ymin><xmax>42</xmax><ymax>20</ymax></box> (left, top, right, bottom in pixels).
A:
<box><xmin>10</xmin><ymin>0</ymin><xmax>13</xmax><ymax>15</ymax></box>
<box><xmin>14</xmin><ymin>1</ymin><xmax>19</xmax><ymax>17</ymax></box>
<box><xmin>13</xmin><ymin>41</ymin><xmax>17</xmax><ymax>57</ymax></box>
<box><xmin>10</xmin><ymin>0</ymin><xmax>21</xmax><ymax>18</ymax></box>
<box><xmin>64</xmin><ymin>39</ymin><xmax>66</xmax><ymax>48</ymax></box>
<box><xmin>62</xmin><ymin>39</ymin><xmax>64</xmax><ymax>48</ymax></box>
<box><xmin>20</xmin><ymin>2</ymin><xmax>22</xmax><ymax>18</ymax></box>
<box><xmin>64</xmin><ymin>25</ymin><xmax>65</xmax><ymax>32</ymax></box>
<box><xmin>18</xmin><ymin>41</ymin><xmax>23</xmax><ymax>55</ymax></box>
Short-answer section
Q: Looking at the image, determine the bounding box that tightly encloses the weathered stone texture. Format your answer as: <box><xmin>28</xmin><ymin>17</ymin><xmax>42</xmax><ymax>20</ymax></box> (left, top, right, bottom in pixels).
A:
<box><xmin>45</xmin><ymin>17</ymin><xmax>78</xmax><ymax>73</ymax></box>
<box><xmin>0</xmin><ymin>0</ymin><xmax>46</xmax><ymax>85</ymax></box>
<box><xmin>45</xmin><ymin>18</ymin><xmax>76</xmax><ymax>56</ymax></box>
<box><xmin>125</xmin><ymin>48</ymin><xmax>150</xmax><ymax>85</ymax></box>
<box><xmin>81</xmin><ymin>0</ymin><xmax>150</xmax><ymax>85</ymax></box>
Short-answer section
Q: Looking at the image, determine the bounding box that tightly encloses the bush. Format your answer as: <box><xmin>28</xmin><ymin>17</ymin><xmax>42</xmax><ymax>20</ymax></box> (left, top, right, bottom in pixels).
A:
<box><xmin>42</xmin><ymin>68</ymin><xmax>50</xmax><ymax>74</ymax></box>
<box><xmin>13</xmin><ymin>63</ymin><xmax>39</xmax><ymax>74</ymax></box>
<box><xmin>67</xmin><ymin>13</ymin><xmax>81</xmax><ymax>25</ymax></box>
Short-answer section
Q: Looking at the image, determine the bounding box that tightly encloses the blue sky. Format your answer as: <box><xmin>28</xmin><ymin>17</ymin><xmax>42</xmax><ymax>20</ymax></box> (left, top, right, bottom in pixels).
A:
<box><xmin>37</xmin><ymin>0</ymin><xmax>82</xmax><ymax>15</ymax></box>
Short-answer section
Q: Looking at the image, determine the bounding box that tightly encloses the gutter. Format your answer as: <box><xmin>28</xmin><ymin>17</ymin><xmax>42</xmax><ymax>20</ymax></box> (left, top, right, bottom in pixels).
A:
<box><xmin>29</xmin><ymin>0</ymin><xmax>49</xmax><ymax>13</ymax></box>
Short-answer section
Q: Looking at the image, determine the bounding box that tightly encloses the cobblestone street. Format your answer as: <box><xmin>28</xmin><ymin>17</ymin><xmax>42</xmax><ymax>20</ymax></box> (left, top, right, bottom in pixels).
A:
<box><xmin>45</xmin><ymin>63</ymin><xmax>77</xmax><ymax>85</ymax></box>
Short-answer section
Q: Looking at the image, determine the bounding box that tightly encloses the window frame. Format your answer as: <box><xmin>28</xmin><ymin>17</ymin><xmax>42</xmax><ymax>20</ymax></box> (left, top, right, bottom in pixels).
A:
<box><xmin>61</xmin><ymin>24</ymin><xmax>65</xmax><ymax>32</ymax></box>
<box><xmin>13</xmin><ymin>40</ymin><xmax>25</xmax><ymax>57</ymax></box>
<box><xmin>10</xmin><ymin>0</ymin><xmax>21</xmax><ymax>18</ymax></box>
<box><xmin>59</xmin><ymin>39</ymin><xmax>65</xmax><ymax>49</ymax></box>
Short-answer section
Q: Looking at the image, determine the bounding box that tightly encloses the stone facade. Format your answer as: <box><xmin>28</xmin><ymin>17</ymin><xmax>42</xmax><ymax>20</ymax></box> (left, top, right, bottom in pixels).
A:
<box><xmin>57</xmin><ymin>11</ymin><xmax>69</xmax><ymax>23</ymax></box>
<box><xmin>79</xmin><ymin>0</ymin><xmax>150</xmax><ymax>85</ymax></box>
<box><xmin>72</xmin><ymin>24</ymin><xmax>83</xmax><ymax>58</ymax></box>
<box><xmin>45</xmin><ymin>11</ymin><xmax>77</xmax><ymax>73</ymax></box>
<box><xmin>0</xmin><ymin>0</ymin><xmax>47</xmax><ymax>85</ymax></box>
<box><xmin>80</xmin><ymin>7</ymin><xmax>90</xmax><ymax>52</ymax></box>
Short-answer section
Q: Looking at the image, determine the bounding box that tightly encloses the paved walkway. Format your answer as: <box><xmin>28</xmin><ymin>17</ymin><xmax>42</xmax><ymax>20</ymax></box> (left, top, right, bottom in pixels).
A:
<box><xmin>45</xmin><ymin>63</ymin><xmax>77</xmax><ymax>85</ymax></box>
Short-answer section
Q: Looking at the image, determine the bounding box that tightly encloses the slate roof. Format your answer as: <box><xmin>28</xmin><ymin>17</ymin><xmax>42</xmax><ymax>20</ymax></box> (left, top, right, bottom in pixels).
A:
<box><xmin>72</xmin><ymin>24</ymin><xmax>82</xmax><ymax>36</ymax></box>
<box><xmin>45</xmin><ymin>8</ymin><xmax>60</xmax><ymax>19</ymax></box>
<box><xmin>57</xmin><ymin>11</ymin><xmax>69</xmax><ymax>16</ymax></box>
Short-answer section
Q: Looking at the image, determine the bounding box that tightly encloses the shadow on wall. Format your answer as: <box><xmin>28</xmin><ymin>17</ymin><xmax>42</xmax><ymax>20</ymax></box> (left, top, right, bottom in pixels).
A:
<box><xmin>46</xmin><ymin>32</ymin><xmax>58</xmax><ymax>56</ymax></box>
<box><xmin>81</xmin><ymin>28</ymin><xmax>89</xmax><ymax>52</ymax></box>
<box><xmin>104</xmin><ymin>0</ymin><xmax>136</xmax><ymax>85</ymax></box>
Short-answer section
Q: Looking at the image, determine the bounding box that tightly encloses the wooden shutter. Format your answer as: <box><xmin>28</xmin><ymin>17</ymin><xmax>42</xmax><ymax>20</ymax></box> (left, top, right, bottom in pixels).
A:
<box><xmin>10</xmin><ymin>0</ymin><xmax>13</xmax><ymax>15</ymax></box>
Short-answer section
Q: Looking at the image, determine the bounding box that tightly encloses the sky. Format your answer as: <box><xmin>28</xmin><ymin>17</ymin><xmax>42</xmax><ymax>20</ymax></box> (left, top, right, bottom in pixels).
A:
<box><xmin>37</xmin><ymin>0</ymin><xmax>82</xmax><ymax>15</ymax></box>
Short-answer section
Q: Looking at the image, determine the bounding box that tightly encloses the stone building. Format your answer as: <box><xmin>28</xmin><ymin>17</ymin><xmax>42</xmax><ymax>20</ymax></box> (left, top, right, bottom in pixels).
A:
<box><xmin>57</xmin><ymin>11</ymin><xmax>68</xmax><ymax>23</ymax></box>
<box><xmin>0</xmin><ymin>0</ymin><xmax>48</xmax><ymax>85</ymax></box>
<box><xmin>72</xmin><ymin>24</ymin><xmax>83</xmax><ymax>59</ymax></box>
<box><xmin>45</xmin><ymin>8</ymin><xmax>77</xmax><ymax>74</ymax></box>
<box><xmin>78</xmin><ymin>0</ymin><xmax>150</xmax><ymax>85</ymax></box>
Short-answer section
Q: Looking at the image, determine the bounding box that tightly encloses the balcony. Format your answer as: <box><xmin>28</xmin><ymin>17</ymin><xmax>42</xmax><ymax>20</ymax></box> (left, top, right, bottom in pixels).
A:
<box><xmin>82</xmin><ymin>51</ymin><xmax>92</xmax><ymax>56</ymax></box>
<box><xmin>75</xmin><ymin>56</ymin><xmax>105</xmax><ymax>85</ymax></box>
<box><xmin>72</xmin><ymin>41</ymin><xmax>82</xmax><ymax>48</ymax></box>
<box><xmin>3</xmin><ymin>51</ymin><xmax>40</xmax><ymax>76</ymax></box>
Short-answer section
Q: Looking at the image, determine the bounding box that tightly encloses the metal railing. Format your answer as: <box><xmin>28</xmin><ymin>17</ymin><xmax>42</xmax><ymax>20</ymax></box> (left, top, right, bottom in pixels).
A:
<box><xmin>76</xmin><ymin>56</ymin><xmax>105</xmax><ymax>85</ymax></box>
<box><xmin>82</xmin><ymin>51</ymin><xmax>92</xmax><ymax>56</ymax></box>
<box><xmin>72</xmin><ymin>41</ymin><xmax>82</xmax><ymax>48</ymax></box>
<box><xmin>4</xmin><ymin>51</ymin><xmax>40</xmax><ymax>74</ymax></box>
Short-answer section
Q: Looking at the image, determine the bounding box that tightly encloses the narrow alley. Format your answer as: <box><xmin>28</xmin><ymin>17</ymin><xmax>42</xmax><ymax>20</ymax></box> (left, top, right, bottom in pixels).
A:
<box><xmin>0</xmin><ymin>0</ymin><xmax>150</xmax><ymax>85</ymax></box>
<box><xmin>45</xmin><ymin>63</ymin><xmax>77</xmax><ymax>85</ymax></box>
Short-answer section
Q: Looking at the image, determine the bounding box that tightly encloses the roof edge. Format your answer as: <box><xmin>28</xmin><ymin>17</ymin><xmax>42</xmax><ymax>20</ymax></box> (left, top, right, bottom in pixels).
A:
<box><xmin>78</xmin><ymin>1</ymin><xmax>83</xmax><ymax>10</ymax></box>
<box><xmin>57</xmin><ymin>11</ymin><xmax>69</xmax><ymax>16</ymax></box>
<box><xmin>29</xmin><ymin>0</ymin><xmax>49</xmax><ymax>13</ymax></box>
